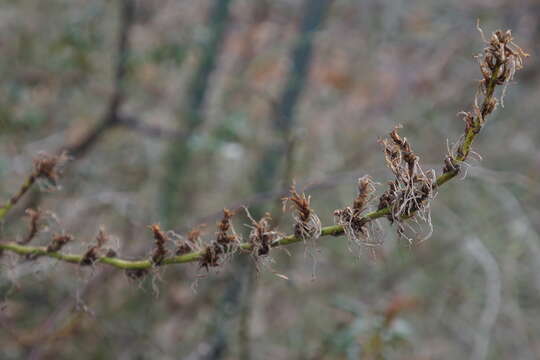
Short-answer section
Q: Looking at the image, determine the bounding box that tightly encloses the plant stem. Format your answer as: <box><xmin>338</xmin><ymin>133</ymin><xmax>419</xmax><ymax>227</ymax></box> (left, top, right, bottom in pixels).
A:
<box><xmin>0</xmin><ymin>173</ymin><xmax>36</xmax><ymax>221</ymax></box>
<box><xmin>0</xmin><ymin>32</ymin><xmax>520</xmax><ymax>272</ymax></box>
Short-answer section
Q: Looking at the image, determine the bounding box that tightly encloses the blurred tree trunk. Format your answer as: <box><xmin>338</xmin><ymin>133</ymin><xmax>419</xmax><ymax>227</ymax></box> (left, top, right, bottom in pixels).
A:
<box><xmin>161</xmin><ymin>0</ymin><xmax>233</xmax><ymax>228</ymax></box>
<box><xmin>205</xmin><ymin>1</ymin><xmax>334</xmax><ymax>359</ymax></box>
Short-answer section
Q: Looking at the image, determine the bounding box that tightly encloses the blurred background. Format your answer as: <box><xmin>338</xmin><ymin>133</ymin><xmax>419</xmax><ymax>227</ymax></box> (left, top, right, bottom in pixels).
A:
<box><xmin>1</xmin><ymin>0</ymin><xmax>539</xmax><ymax>359</ymax></box>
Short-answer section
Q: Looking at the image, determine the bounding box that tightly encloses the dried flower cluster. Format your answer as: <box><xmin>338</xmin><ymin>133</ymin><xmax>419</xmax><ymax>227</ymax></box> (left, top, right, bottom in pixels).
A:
<box><xmin>444</xmin><ymin>28</ymin><xmax>528</xmax><ymax>175</ymax></box>
<box><xmin>199</xmin><ymin>209</ymin><xmax>241</xmax><ymax>269</ymax></box>
<box><xmin>377</xmin><ymin>127</ymin><xmax>436</xmax><ymax>242</ymax></box>
<box><xmin>32</xmin><ymin>152</ymin><xmax>69</xmax><ymax>187</ymax></box>
<box><xmin>81</xmin><ymin>228</ymin><xmax>115</xmax><ymax>266</ymax></box>
<box><xmin>46</xmin><ymin>233</ymin><xmax>73</xmax><ymax>253</ymax></box>
<box><xmin>0</xmin><ymin>152</ymin><xmax>68</xmax><ymax>220</ymax></box>
<box><xmin>282</xmin><ymin>184</ymin><xmax>322</xmax><ymax>242</ymax></box>
<box><xmin>245</xmin><ymin>209</ymin><xmax>279</xmax><ymax>267</ymax></box>
<box><xmin>175</xmin><ymin>227</ymin><xmax>203</xmax><ymax>256</ymax></box>
<box><xmin>334</xmin><ymin>176</ymin><xmax>380</xmax><ymax>248</ymax></box>
<box><xmin>150</xmin><ymin>224</ymin><xmax>169</xmax><ymax>265</ymax></box>
<box><xmin>18</xmin><ymin>208</ymin><xmax>42</xmax><ymax>245</ymax></box>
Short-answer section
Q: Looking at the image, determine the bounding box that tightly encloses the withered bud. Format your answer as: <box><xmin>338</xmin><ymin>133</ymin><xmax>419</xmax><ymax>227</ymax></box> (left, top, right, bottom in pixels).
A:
<box><xmin>246</xmin><ymin>210</ymin><xmax>276</xmax><ymax>257</ymax></box>
<box><xmin>199</xmin><ymin>245</ymin><xmax>220</xmax><ymax>270</ymax></box>
<box><xmin>283</xmin><ymin>185</ymin><xmax>311</xmax><ymax>222</ymax></box>
<box><xmin>459</xmin><ymin>111</ymin><xmax>475</xmax><ymax>132</ymax></box>
<box><xmin>284</xmin><ymin>184</ymin><xmax>322</xmax><ymax>241</ymax></box>
<box><xmin>215</xmin><ymin>209</ymin><xmax>238</xmax><ymax>246</ymax></box>
<box><xmin>443</xmin><ymin>156</ymin><xmax>458</xmax><ymax>174</ymax></box>
<box><xmin>47</xmin><ymin>233</ymin><xmax>73</xmax><ymax>252</ymax></box>
<box><xmin>176</xmin><ymin>226</ymin><xmax>204</xmax><ymax>256</ymax></box>
<box><xmin>389</xmin><ymin>127</ymin><xmax>406</xmax><ymax>148</ymax></box>
<box><xmin>150</xmin><ymin>224</ymin><xmax>168</xmax><ymax>265</ymax></box>
<box><xmin>187</xmin><ymin>227</ymin><xmax>204</xmax><ymax>244</ymax></box>
<box><xmin>81</xmin><ymin>227</ymin><xmax>110</xmax><ymax>266</ymax></box>
<box><xmin>32</xmin><ymin>152</ymin><xmax>69</xmax><ymax>185</ymax></box>
<box><xmin>19</xmin><ymin>208</ymin><xmax>42</xmax><ymax>245</ymax></box>
<box><xmin>217</xmin><ymin>209</ymin><xmax>234</xmax><ymax>233</ymax></box>
<box><xmin>353</xmin><ymin>176</ymin><xmax>376</xmax><ymax>213</ymax></box>
<box><xmin>481</xmin><ymin>97</ymin><xmax>498</xmax><ymax>117</ymax></box>
<box><xmin>175</xmin><ymin>241</ymin><xmax>194</xmax><ymax>256</ymax></box>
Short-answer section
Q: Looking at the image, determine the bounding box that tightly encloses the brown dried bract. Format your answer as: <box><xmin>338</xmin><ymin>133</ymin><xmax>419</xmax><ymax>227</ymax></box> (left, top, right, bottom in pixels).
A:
<box><xmin>149</xmin><ymin>224</ymin><xmax>169</xmax><ymax>265</ymax></box>
<box><xmin>33</xmin><ymin>151</ymin><xmax>69</xmax><ymax>186</ymax></box>
<box><xmin>282</xmin><ymin>184</ymin><xmax>321</xmax><ymax>242</ymax></box>
<box><xmin>245</xmin><ymin>208</ymin><xmax>279</xmax><ymax>263</ymax></box>
<box><xmin>18</xmin><ymin>208</ymin><xmax>42</xmax><ymax>245</ymax></box>
<box><xmin>215</xmin><ymin>209</ymin><xmax>240</xmax><ymax>250</ymax></box>
<box><xmin>199</xmin><ymin>209</ymin><xmax>241</xmax><ymax>270</ymax></box>
<box><xmin>378</xmin><ymin>127</ymin><xmax>435</xmax><ymax>243</ymax></box>
<box><xmin>46</xmin><ymin>233</ymin><xmax>73</xmax><ymax>253</ymax></box>
<box><xmin>199</xmin><ymin>245</ymin><xmax>220</xmax><ymax>270</ymax></box>
<box><xmin>81</xmin><ymin>227</ymin><xmax>110</xmax><ymax>265</ymax></box>
<box><xmin>447</xmin><ymin>26</ymin><xmax>528</xmax><ymax>173</ymax></box>
<box><xmin>175</xmin><ymin>226</ymin><xmax>204</xmax><ymax>256</ymax></box>
<box><xmin>478</xmin><ymin>28</ymin><xmax>528</xmax><ymax>100</ymax></box>
<box><xmin>335</xmin><ymin>176</ymin><xmax>378</xmax><ymax>247</ymax></box>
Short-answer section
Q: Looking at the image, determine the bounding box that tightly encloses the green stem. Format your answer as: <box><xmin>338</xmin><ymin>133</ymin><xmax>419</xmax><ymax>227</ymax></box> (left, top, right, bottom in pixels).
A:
<box><xmin>0</xmin><ymin>207</ymin><xmax>388</xmax><ymax>269</ymax></box>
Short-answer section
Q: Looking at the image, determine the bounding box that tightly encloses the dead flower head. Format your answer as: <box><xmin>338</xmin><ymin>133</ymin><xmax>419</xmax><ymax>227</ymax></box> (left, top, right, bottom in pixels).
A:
<box><xmin>446</xmin><ymin>26</ymin><xmax>529</xmax><ymax>174</ymax></box>
<box><xmin>335</xmin><ymin>175</ymin><xmax>380</xmax><ymax>248</ymax></box>
<box><xmin>199</xmin><ymin>209</ymin><xmax>241</xmax><ymax>270</ymax></box>
<box><xmin>378</xmin><ymin>126</ymin><xmax>435</xmax><ymax>243</ymax></box>
<box><xmin>46</xmin><ymin>233</ymin><xmax>73</xmax><ymax>253</ymax></box>
<box><xmin>175</xmin><ymin>226</ymin><xmax>204</xmax><ymax>256</ymax></box>
<box><xmin>149</xmin><ymin>224</ymin><xmax>169</xmax><ymax>265</ymax></box>
<box><xmin>33</xmin><ymin>151</ymin><xmax>70</xmax><ymax>188</ymax></box>
<box><xmin>18</xmin><ymin>208</ymin><xmax>42</xmax><ymax>245</ymax></box>
<box><xmin>81</xmin><ymin>227</ymin><xmax>111</xmax><ymax>266</ymax></box>
<box><xmin>215</xmin><ymin>209</ymin><xmax>240</xmax><ymax>252</ymax></box>
<box><xmin>282</xmin><ymin>184</ymin><xmax>321</xmax><ymax>242</ymax></box>
<box><xmin>244</xmin><ymin>208</ymin><xmax>279</xmax><ymax>267</ymax></box>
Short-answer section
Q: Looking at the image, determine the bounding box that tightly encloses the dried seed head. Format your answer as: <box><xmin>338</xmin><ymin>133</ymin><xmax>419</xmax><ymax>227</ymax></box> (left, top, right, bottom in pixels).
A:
<box><xmin>175</xmin><ymin>238</ymin><xmax>194</xmax><ymax>256</ymax></box>
<box><xmin>476</xmin><ymin>26</ymin><xmax>528</xmax><ymax>107</ymax></box>
<box><xmin>334</xmin><ymin>176</ymin><xmax>380</xmax><ymax>251</ymax></box>
<box><xmin>353</xmin><ymin>176</ymin><xmax>376</xmax><ymax>213</ymax></box>
<box><xmin>283</xmin><ymin>184</ymin><xmax>322</xmax><ymax>241</ymax></box>
<box><xmin>215</xmin><ymin>209</ymin><xmax>240</xmax><ymax>248</ymax></box>
<box><xmin>199</xmin><ymin>245</ymin><xmax>220</xmax><ymax>270</ymax></box>
<box><xmin>81</xmin><ymin>227</ymin><xmax>110</xmax><ymax>266</ymax></box>
<box><xmin>47</xmin><ymin>233</ymin><xmax>73</xmax><ymax>252</ymax></box>
<box><xmin>244</xmin><ymin>208</ymin><xmax>279</xmax><ymax>263</ymax></box>
<box><xmin>176</xmin><ymin>226</ymin><xmax>204</xmax><ymax>255</ymax></box>
<box><xmin>150</xmin><ymin>224</ymin><xmax>168</xmax><ymax>265</ymax></box>
<box><xmin>458</xmin><ymin>111</ymin><xmax>475</xmax><ymax>134</ymax></box>
<box><xmin>196</xmin><ymin>209</ymin><xmax>241</xmax><ymax>269</ymax></box>
<box><xmin>450</xmin><ymin>27</ymin><xmax>527</xmax><ymax>173</ymax></box>
<box><xmin>481</xmin><ymin>97</ymin><xmax>498</xmax><ymax>118</ymax></box>
<box><xmin>378</xmin><ymin>126</ymin><xmax>435</xmax><ymax>243</ymax></box>
<box><xmin>282</xmin><ymin>184</ymin><xmax>311</xmax><ymax>222</ymax></box>
<box><xmin>187</xmin><ymin>227</ymin><xmax>204</xmax><ymax>244</ymax></box>
<box><xmin>18</xmin><ymin>208</ymin><xmax>42</xmax><ymax>245</ymax></box>
<box><xmin>32</xmin><ymin>152</ymin><xmax>69</xmax><ymax>186</ymax></box>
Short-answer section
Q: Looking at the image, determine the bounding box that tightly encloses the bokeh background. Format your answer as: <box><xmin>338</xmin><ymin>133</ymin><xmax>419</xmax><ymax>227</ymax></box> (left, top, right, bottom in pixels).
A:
<box><xmin>1</xmin><ymin>0</ymin><xmax>539</xmax><ymax>359</ymax></box>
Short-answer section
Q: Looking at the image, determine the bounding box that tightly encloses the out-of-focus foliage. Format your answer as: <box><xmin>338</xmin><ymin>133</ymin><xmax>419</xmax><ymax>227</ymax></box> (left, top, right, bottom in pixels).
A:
<box><xmin>1</xmin><ymin>0</ymin><xmax>540</xmax><ymax>359</ymax></box>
